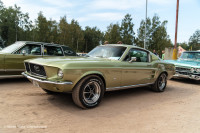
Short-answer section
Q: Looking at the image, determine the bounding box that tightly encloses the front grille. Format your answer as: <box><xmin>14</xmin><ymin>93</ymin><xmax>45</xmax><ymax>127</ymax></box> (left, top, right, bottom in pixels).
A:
<box><xmin>176</xmin><ymin>67</ymin><xmax>190</xmax><ymax>71</ymax></box>
<box><xmin>175</xmin><ymin>67</ymin><xmax>190</xmax><ymax>75</ymax></box>
<box><xmin>25</xmin><ymin>62</ymin><xmax>46</xmax><ymax>77</ymax></box>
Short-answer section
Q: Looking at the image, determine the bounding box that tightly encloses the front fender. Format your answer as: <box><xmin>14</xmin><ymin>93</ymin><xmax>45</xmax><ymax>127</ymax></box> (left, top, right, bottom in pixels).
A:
<box><xmin>73</xmin><ymin>71</ymin><xmax>105</xmax><ymax>87</ymax></box>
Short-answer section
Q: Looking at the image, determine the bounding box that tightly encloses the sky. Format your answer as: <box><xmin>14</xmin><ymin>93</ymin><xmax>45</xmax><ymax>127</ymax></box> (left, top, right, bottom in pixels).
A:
<box><xmin>1</xmin><ymin>0</ymin><xmax>200</xmax><ymax>43</ymax></box>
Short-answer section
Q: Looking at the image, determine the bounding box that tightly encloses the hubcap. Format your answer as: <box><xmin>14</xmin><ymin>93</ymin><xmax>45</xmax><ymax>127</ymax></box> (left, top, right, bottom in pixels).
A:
<box><xmin>83</xmin><ymin>81</ymin><xmax>101</xmax><ymax>104</ymax></box>
<box><xmin>158</xmin><ymin>74</ymin><xmax>167</xmax><ymax>90</ymax></box>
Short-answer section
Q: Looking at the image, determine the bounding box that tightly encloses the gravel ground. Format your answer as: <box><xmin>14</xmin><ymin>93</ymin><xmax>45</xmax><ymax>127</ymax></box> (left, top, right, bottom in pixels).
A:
<box><xmin>0</xmin><ymin>78</ymin><xmax>200</xmax><ymax>133</ymax></box>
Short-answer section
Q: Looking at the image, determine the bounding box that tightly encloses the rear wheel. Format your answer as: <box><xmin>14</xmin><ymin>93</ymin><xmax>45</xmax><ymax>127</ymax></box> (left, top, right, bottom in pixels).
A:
<box><xmin>72</xmin><ymin>75</ymin><xmax>105</xmax><ymax>109</ymax></box>
<box><xmin>152</xmin><ymin>73</ymin><xmax>167</xmax><ymax>92</ymax></box>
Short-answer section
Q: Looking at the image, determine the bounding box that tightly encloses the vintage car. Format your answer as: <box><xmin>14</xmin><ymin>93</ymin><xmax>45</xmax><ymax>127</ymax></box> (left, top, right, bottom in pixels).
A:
<box><xmin>0</xmin><ymin>38</ymin><xmax>5</xmax><ymax>50</ymax></box>
<box><xmin>0</xmin><ymin>41</ymin><xmax>76</xmax><ymax>78</ymax></box>
<box><xmin>22</xmin><ymin>44</ymin><xmax>175</xmax><ymax>109</ymax></box>
<box><xmin>165</xmin><ymin>51</ymin><xmax>200</xmax><ymax>80</ymax></box>
<box><xmin>0</xmin><ymin>43</ymin><xmax>5</xmax><ymax>50</ymax></box>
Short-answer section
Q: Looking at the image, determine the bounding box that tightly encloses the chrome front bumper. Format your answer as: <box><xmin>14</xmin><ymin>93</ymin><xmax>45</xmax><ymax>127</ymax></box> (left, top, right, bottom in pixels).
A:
<box><xmin>22</xmin><ymin>72</ymin><xmax>73</xmax><ymax>85</ymax></box>
<box><xmin>174</xmin><ymin>73</ymin><xmax>200</xmax><ymax>80</ymax></box>
<box><xmin>22</xmin><ymin>72</ymin><xmax>73</xmax><ymax>92</ymax></box>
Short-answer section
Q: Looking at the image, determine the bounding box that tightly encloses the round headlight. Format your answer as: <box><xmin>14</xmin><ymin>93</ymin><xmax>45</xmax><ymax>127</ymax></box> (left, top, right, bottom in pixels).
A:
<box><xmin>190</xmin><ymin>68</ymin><xmax>195</xmax><ymax>73</ymax></box>
<box><xmin>196</xmin><ymin>68</ymin><xmax>200</xmax><ymax>73</ymax></box>
<box><xmin>58</xmin><ymin>69</ymin><xmax>64</xmax><ymax>78</ymax></box>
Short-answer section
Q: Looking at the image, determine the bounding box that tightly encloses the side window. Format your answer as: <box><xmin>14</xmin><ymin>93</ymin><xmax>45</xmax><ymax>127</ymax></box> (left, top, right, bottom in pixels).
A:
<box><xmin>15</xmin><ymin>44</ymin><xmax>41</xmax><ymax>55</ymax></box>
<box><xmin>43</xmin><ymin>45</ymin><xmax>63</xmax><ymax>56</ymax></box>
<box><xmin>62</xmin><ymin>46</ymin><xmax>76</xmax><ymax>56</ymax></box>
<box><xmin>124</xmin><ymin>49</ymin><xmax>148</xmax><ymax>62</ymax></box>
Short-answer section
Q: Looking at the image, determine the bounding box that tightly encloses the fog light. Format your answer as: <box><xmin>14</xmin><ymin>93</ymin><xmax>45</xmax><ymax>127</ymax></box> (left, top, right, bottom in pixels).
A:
<box><xmin>58</xmin><ymin>69</ymin><xmax>64</xmax><ymax>78</ymax></box>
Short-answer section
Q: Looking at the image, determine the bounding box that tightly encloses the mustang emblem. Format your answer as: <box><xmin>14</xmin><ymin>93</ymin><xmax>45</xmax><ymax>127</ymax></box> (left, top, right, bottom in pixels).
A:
<box><xmin>34</xmin><ymin>65</ymin><xmax>40</xmax><ymax>72</ymax></box>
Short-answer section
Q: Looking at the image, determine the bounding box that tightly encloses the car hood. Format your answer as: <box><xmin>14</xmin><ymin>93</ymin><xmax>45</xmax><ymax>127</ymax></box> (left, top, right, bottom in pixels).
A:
<box><xmin>25</xmin><ymin>56</ymin><xmax>118</xmax><ymax>68</ymax></box>
<box><xmin>165</xmin><ymin>59</ymin><xmax>200</xmax><ymax>68</ymax></box>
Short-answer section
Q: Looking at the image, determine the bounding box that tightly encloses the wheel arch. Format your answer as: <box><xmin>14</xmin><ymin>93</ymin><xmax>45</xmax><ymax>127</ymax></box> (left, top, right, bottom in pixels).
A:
<box><xmin>157</xmin><ymin>71</ymin><xmax>168</xmax><ymax>79</ymax></box>
<box><xmin>73</xmin><ymin>71</ymin><xmax>106</xmax><ymax>90</ymax></box>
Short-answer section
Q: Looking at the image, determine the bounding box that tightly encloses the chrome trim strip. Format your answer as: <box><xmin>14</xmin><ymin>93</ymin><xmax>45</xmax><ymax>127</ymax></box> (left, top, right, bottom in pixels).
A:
<box><xmin>22</xmin><ymin>72</ymin><xmax>73</xmax><ymax>85</ymax></box>
<box><xmin>0</xmin><ymin>75</ymin><xmax>23</xmax><ymax>79</ymax></box>
<box><xmin>106</xmin><ymin>83</ymin><xmax>154</xmax><ymax>91</ymax></box>
<box><xmin>4</xmin><ymin>69</ymin><xmax>24</xmax><ymax>72</ymax></box>
<box><xmin>174</xmin><ymin>73</ymin><xmax>200</xmax><ymax>80</ymax></box>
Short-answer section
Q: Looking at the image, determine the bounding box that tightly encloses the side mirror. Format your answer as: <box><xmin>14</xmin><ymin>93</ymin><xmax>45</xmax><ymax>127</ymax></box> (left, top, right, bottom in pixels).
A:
<box><xmin>22</xmin><ymin>50</ymin><xmax>26</xmax><ymax>56</ymax></box>
<box><xmin>129</xmin><ymin>57</ymin><xmax>137</xmax><ymax>63</ymax></box>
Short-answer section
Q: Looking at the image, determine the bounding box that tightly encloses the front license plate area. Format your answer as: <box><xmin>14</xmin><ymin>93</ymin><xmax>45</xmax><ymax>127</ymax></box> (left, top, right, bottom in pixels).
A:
<box><xmin>33</xmin><ymin>80</ymin><xmax>40</xmax><ymax>88</ymax></box>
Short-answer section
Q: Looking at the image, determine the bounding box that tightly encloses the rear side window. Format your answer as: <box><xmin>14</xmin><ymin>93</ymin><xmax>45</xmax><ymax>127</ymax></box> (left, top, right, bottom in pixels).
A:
<box><xmin>62</xmin><ymin>46</ymin><xmax>76</xmax><ymax>56</ymax></box>
<box><xmin>124</xmin><ymin>48</ymin><xmax>148</xmax><ymax>62</ymax></box>
<box><xmin>43</xmin><ymin>45</ymin><xmax>63</xmax><ymax>56</ymax></box>
<box><xmin>15</xmin><ymin>44</ymin><xmax>41</xmax><ymax>55</ymax></box>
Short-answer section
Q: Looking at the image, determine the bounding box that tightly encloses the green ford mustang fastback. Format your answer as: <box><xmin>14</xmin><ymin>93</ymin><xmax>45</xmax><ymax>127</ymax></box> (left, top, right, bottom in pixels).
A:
<box><xmin>22</xmin><ymin>44</ymin><xmax>175</xmax><ymax>109</ymax></box>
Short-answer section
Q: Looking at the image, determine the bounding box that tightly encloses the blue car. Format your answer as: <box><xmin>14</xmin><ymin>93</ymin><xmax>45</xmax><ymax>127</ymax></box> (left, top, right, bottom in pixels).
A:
<box><xmin>165</xmin><ymin>51</ymin><xmax>200</xmax><ymax>80</ymax></box>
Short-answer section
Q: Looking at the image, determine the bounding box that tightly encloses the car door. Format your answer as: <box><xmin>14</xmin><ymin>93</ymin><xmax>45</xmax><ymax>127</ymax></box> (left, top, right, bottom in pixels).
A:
<box><xmin>4</xmin><ymin>43</ymin><xmax>42</xmax><ymax>75</ymax></box>
<box><xmin>121</xmin><ymin>48</ymin><xmax>155</xmax><ymax>86</ymax></box>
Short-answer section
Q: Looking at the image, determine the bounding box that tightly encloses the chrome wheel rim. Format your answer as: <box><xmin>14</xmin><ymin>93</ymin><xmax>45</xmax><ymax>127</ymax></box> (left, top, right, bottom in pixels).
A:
<box><xmin>158</xmin><ymin>74</ymin><xmax>167</xmax><ymax>90</ymax></box>
<box><xmin>83</xmin><ymin>81</ymin><xmax>101</xmax><ymax>104</ymax></box>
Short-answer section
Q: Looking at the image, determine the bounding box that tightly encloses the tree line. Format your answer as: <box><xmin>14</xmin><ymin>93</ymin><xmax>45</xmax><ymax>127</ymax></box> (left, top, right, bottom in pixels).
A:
<box><xmin>0</xmin><ymin>0</ymin><xmax>199</xmax><ymax>54</ymax></box>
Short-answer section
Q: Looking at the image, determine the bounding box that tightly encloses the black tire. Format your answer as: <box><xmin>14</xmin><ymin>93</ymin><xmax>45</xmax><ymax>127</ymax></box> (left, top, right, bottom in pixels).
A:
<box><xmin>42</xmin><ymin>88</ymin><xmax>58</xmax><ymax>94</ymax></box>
<box><xmin>72</xmin><ymin>75</ymin><xmax>105</xmax><ymax>109</ymax></box>
<box><xmin>151</xmin><ymin>73</ymin><xmax>167</xmax><ymax>92</ymax></box>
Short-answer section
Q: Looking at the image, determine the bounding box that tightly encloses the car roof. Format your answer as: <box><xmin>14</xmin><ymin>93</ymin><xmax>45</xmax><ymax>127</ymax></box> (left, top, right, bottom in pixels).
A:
<box><xmin>16</xmin><ymin>41</ymin><xmax>69</xmax><ymax>47</ymax></box>
<box><xmin>100</xmin><ymin>44</ymin><xmax>147</xmax><ymax>50</ymax></box>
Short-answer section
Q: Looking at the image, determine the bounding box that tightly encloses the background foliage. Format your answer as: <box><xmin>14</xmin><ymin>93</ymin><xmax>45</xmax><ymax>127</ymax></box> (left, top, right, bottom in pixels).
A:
<box><xmin>0</xmin><ymin>0</ymin><xmax>199</xmax><ymax>53</ymax></box>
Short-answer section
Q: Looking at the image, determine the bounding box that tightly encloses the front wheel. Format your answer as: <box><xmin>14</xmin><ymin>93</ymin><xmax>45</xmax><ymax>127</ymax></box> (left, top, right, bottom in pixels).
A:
<box><xmin>72</xmin><ymin>75</ymin><xmax>105</xmax><ymax>109</ymax></box>
<box><xmin>151</xmin><ymin>73</ymin><xmax>167</xmax><ymax>92</ymax></box>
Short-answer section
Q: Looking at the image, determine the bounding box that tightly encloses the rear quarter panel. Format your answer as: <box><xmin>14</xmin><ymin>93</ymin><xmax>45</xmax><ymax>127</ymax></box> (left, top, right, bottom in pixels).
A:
<box><xmin>0</xmin><ymin>54</ymin><xmax>5</xmax><ymax>75</ymax></box>
<box><xmin>152</xmin><ymin>60</ymin><xmax>175</xmax><ymax>80</ymax></box>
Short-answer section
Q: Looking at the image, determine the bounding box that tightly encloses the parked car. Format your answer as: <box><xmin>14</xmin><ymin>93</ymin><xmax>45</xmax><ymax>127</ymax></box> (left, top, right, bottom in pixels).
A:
<box><xmin>0</xmin><ymin>38</ymin><xmax>5</xmax><ymax>50</ymax></box>
<box><xmin>0</xmin><ymin>44</ymin><xmax>5</xmax><ymax>50</ymax></box>
<box><xmin>22</xmin><ymin>44</ymin><xmax>175</xmax><ymax>109</ymax></box>
<box><xmin>77</xmin><ymin>53</ymin><xmax>87</xmax><ymax>56</ymax></box>
<box><xmin>165</xmin><ymin>51</ymin><xmax>200</xmax><ymax>80</ymax></box>
<box><xmin>0</xmin><ymin>41</ymin><xmax>76</xmax><ymax>79</ymax></box>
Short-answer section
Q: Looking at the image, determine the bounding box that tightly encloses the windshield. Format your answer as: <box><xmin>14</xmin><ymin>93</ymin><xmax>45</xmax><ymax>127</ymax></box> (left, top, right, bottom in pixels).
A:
<box><xmin>180</xmin><ymin>52</ymin><xmax>200</xmax><ymax>61</ymax></box>
<box><xmin>87</xmin><ymin>45</ymin><xmax>126</xmax><ymax>60</ymax></box>
<box><xmin>0</xmin><ymin>42</ymin><xmax>25</xmax><ymax>53</ymax></box>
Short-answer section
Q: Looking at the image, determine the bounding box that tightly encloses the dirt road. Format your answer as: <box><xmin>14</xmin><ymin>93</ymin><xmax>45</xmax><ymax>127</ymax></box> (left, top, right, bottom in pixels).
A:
<box><xmin>0</xmin><ymin>78</ymin><xmax>200</xmax><ymax>133</ymax></box>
